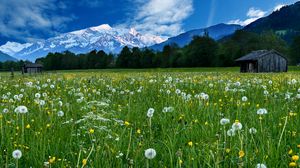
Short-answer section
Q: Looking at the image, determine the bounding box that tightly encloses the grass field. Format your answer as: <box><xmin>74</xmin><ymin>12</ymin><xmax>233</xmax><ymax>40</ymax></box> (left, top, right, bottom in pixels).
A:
<box><xmin>0</xmin><ymin>67</ymin><xmax>300</xmax><ymax>167</ymax></box>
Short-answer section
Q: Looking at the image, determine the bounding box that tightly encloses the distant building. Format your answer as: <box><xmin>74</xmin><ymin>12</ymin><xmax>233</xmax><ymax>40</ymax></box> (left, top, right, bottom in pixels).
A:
<box><xmin>22</xmin><ymin>63</ymin><xmax>43</xmax><ymax>74</ymax></box>
<box><xmin>235</xmin><ymin>50</ymin><xmax>288</xmax><ymax>73</ymax></box>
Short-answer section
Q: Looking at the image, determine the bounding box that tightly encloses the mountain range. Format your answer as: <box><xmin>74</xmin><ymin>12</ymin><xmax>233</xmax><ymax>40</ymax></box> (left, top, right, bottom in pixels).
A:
<box><xmin>1</xmin><ymin>1</ymin><xmax>300</xmax><ymax>62</ymax></box>
<box><xmin>0</xmin><ymin>23</ymin><xmax>241</xmax><ymax>62</ymax></box>
<box><xmin>0</xmin><ymin>24</ymin><xmax>165</xmax><ymax>62</ymax></box>
<box><xmin>150</xmin><ymin>24</ymin><xmax>242</xmax><ymax>51</ymax></box>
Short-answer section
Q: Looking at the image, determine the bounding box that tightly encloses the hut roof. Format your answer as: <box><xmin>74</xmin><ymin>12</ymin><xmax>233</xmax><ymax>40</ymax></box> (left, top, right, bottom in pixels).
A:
<box><xmin>24</xmin><ymin>63</ymin><xmax>43</xmax><ymax>68</ymax></box>
<box><xmin>235</xmin><ymin>50</ymin><xmax>287</xmax><ymax>62</ymax></box>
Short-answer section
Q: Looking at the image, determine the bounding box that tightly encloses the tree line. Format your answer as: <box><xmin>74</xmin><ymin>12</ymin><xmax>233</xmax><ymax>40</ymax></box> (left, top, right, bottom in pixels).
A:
<box><xmin>1</xmin><ymin>30</ymin><xmax>300</xmax><ymax>70</ymax></box>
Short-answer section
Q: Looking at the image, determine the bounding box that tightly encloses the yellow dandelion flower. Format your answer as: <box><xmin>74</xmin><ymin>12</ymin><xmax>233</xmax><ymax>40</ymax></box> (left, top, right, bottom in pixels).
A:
<box><xmin>239</xmin><ymin>150</ymin><xmax>245</xmax><ymax>158</ymax></box>
<box><xmin>289</xmin><ymin>162</ymin><xmax>297</xmax><ymax>167</ymax></box>
<box><xmin>179</xmin><ymin>159</ymin><xmax>183</xmax><ymax>165</ymax></box>
<box><xmin>289</xmin><ymin>149</ymin><xmax>293</xmax><ymax>155</ymax></box>
<box><xmin>225</xmin><ymin>148</ymin><xmax>231</xmax><ymax>153</ymax></box>
<box><xmin>188</xmin><ymin>141</ymin><xmax>193</xmax><ymax>147</ymax></box>
<box><xmin>82</xmin><ymin>159</ymin><xmax>87</xmax><ymax>166</ymax></box>
<box><xmin>89</xmin><ymin>128</ymin><xmax>95</xmax><ymax>134</ymax></box>
<box><xmin>292</xmin><ymin>155</ymin><xmax>299</xmax><ymax>161</ymax></box>
<box><xmin>49</xmin><ymin>157</ymin><xmax>56</xmax><ymax>164</ymax></box>
<box><xmin>26</xmin><ymin>124</ymin><xmax>30</xmax><ymax>129</ymax></box>
<box><xmin>136</xmin><ymin>129</ymin><xmax>141</xmax><ymax>134</ymax></box>
<box><xmin>124</xmin><ymin>121</ymin><xmax>130</xmax><ymax>126</ymax></box>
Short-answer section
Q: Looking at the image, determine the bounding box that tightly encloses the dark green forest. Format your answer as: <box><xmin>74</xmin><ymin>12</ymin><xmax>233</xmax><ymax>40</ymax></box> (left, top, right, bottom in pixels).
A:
<box><xmin>1</xmin><ymin>30</ymin><xmax>300</xmax><ymax>70</ymax></box>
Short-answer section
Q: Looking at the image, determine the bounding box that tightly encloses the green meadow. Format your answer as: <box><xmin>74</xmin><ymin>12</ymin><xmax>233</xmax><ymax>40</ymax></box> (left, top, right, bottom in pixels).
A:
<box><xmin>0</xmin><ymin>67</ymin><xmax>300</xmax><ymax>167</ymax></box>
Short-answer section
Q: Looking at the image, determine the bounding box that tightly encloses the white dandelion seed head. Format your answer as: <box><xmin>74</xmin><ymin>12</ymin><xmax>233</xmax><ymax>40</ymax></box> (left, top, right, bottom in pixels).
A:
<box><xmin>257</xmin><ymin>108</ymin><xmax>268</xmax><ymax>115</ymax></box>
<box><xmin>227</xmin><ymin>129</ymin><xmax>236</xmax><ymax>136</ymax></box>
<box><xmin>14</xmin><ymin>106</ymin><xmax>28</xmax><ymax>114</ymax></box>
<box><xmin>256</xmin><ymin>163</ymin><xmax>267</xmax><ymax>168</ymax></box>
<box><xmin>220</xmin><ymin>118</ymin><xmax>230</xmax><ymax>125</ymax></box>
<box><xmin>57</xmin><ymin>111</ymin><xmax>64</xmax><ymax>117</ymax></box>
<box><xmin>232</xmin><ymin>122</ymin><xmax>242</xmax><ymax>131</ymax></box>
<box><xmin>162</xmin><ymin>106</ymin><xmax>174</xmax><ymax>113</ymax></box>
<box><xmin>39</xmin><ymin>100</ymin><xmax>46</xmax><ymax>106</ymax></box>
<box><xmin>12</xmin><ymin>149</ymin><xmax>22</xmax><ymax>159</ymax></box>
<box><xmin>2</xmin><ymin>108</ymin><xmax>9</xmax><ymax>113</ymax></box>
<box><xmin>144</xmin><ymin>148</ymin><xmax>156</xmax><ymax>159</ymax></box>
<box><xmin>147</xmin><ymin>108</ymin><xmax>155</xmax><ymax>118</ymax></box>
<box><xmin>242</xmin><ymin>96</ymin><xmax>248</xmax><ymax>102</ymax></box>
<box><xmin>35</xmin><ymin>93</ymin><xmax>41</xmax><ymax>98</ymax></box>
<box><xmin>249</xmin><ymin>127</ymin><xmax>257</xmax><ymax>134</ymax></box>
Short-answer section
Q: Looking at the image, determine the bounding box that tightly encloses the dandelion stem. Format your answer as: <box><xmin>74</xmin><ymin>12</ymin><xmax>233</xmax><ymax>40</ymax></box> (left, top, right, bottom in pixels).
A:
<box><xmin>80</xmin><ymin>144</ymin><xmax>94</xmax><ymax>168</ymax></box>
<box><xmin>76</xmin><ymin>149</ymin><xmax>82</xmax><ymax>168</ymax></box>
<box><xmin>126</xmin><ymin>128</ymin><xmax>133</xmax><ymax>159</ymax></box>
<box><xmin>277</xmin><ymin>116</ymin><xmax>288</xmax><ymax>149</ymax></box>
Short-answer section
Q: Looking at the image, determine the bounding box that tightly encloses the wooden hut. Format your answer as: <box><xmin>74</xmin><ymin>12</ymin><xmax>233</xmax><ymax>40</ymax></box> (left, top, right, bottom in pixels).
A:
<box><xmin>22</xmin><ymin>63</ymin><xmax>43</xmax><ymax>74</ymax></box>
<box><xmin>235</xmin><ymin>50</ymin><xmax>288</xmax><ymax>73</ymax></box>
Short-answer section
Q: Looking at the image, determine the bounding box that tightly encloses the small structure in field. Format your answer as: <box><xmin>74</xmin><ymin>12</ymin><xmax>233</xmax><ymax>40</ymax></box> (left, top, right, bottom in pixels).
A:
<box><xmin>235</xmin><ymin>50</ymin><xmax>288</xmax><ymax>73</ymax></box>
<box><xmin>22</xmin><ymin>63</ymin><xmax>43</xmax><ymax>74</ymax></box>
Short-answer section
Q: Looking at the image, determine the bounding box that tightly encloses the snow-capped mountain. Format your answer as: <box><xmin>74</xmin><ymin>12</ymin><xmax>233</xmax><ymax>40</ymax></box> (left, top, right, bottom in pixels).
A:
<box><xmin>0</xmin><ymin>42</ymin><xmax>33</xmax><ymax>56</ymax></box>
<box><xmin>0</xmin><ymin>24</ymin><xmax>165</xmax><ymax>61</ymax></box>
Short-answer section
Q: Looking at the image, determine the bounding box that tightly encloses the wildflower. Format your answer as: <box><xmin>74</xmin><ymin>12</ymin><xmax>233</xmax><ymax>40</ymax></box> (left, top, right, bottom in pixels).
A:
<box><xmin>162</xmin><ymin>106</ymin><xmax>174</xmax><ymax>113</ymax></box>
<box><xmin>14</xmin><ymin>106</ymin><xmax>28</xmax><ymax>114</ymax></box>
<box><xmin>147</xmin><ymin>108</ymin><xmax>155</xmax><ymax>118</ymax></box>
<box><xmin>35</xmin><ymin>93</ymin><xmax>41</xmax><ymax>98</ymax></box>
<box><xmin>26</xmin><ymin>124</ymin><xmax>30</xmax><ymax>129</ymax></box>
<box><xmin>225</xmin><ymin>148</ymin><xmax>231</xmax><ymax>153</ymax></box>
<box><xmin>249</xmin><ymin>127</ymin><xmax>257</xmax><ymax>134</ymax></box>
<box><xmin>289</xmin><ymin>149</ymin><xmax>293</xmax><ymax>155</ymax></box>
<box><xmin>89</xmin><ymin>128</ymin><xmax>95</xmax><ymax>134</ymax></box>
<box><xmin>82</xmin><ymin>159</ymin><xmax>87</xmax><ymax>166</ymax></box>
<box><xmin>239</xmin><ymin>150</ymin><xmax>245</xmax><ymax>158</ymax></box>
<box><xmin>124</xmin><ymin>121</ymin><xmax>130</xmax><ymax>126</ymax></box>
<box><xmin>179</xmin><ymin>159</ymin><xmax>183</xmax><ymax>165</ymax></box>
<box><xmin>292</xmin><ymin>155</ymin><xmax>299</xmax><ymax>161</ymax></box>
<box><xmin>49</xmin><ymin>156</ymin><xmax>56</xmax><ymax>164</ymax></box>
<box><xmin>257</xmin><ymin>108</ymin><xmax>268</xmax><ymax>115</ymax></box>
<box><xmin>144</xmin><ymin>148</ymin><xmax>156</xmax><ymax>159</ymax></box>
<box><xmin>188</xmin><ymin>141</ymin><xmax>193</xmax><ymax>147</ymax></box>
<box><xmin>2</xmin><ymin>108</ymin><xmax>9</xmax><ymax>113</ymax></box>
<box><xmin>227</xmin><ymin>129</ymin><xmax>236</xmax><ymax>136</ymax></box>
<box><xmin>136</xmin><ymin>129</ymin><xmax>141</xmax><ymax>134</ymax></box>
<box><xmin>12</xmin><ymin>149</ymin><xmax>22</xmax><ymax>159</ymax></box>
<box><xmin>57</xmin><ymin>111</ymin><xmax>64</xmax><ymax>117</ymax></box>
<box><xmin>256</xmin><ymin>163</ymin><xmax>267</xmax><ymax>168</ymax></box>
<box><xmin>289</xmin><ymin>162</ymin><xmax>297</xmax><ymax>167</ymax></box>
<box><xmin>242</xmin><ymin>96</ymin><xmax>248</xmax><ymax>102</ymax></box>
<box><xmin>220</xmin><ymin>118</ymin><xmax>230</xmax><ymax>125</ymax></box>
<box><xmin>232</xmin><ymin>120</ymin><xmax>242</xmax><ymax>131</ymax></box>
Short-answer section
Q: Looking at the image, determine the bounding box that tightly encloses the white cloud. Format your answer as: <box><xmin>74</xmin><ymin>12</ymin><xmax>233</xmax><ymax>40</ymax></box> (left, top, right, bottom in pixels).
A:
<box><xmin>228</xmin><ymin>7</ymin><xmax>266</xmax><ymax>26</ymax></box>
<box><xmin>247</xmin><ymin>7</ymin><xmax>266</xmax><ymax>18</ymax></box>
<box><xmin>123</xmin><ymin>0</ymin><xmax>193</xmax><ymax>37</ymax></box>
<box><xmin>273</xmin><ymin>4</ymin><xmax>286</xmax><ymax>11</ymax></box>
<box><xmin>0</xmin><ymin>0</ymin><xmax>74</xmax><ymax>42</ymax></box>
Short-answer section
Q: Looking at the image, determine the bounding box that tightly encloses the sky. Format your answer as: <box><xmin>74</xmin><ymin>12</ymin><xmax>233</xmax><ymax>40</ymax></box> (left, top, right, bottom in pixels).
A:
<box><xmin>0</xmin><ymin>0</ymin><xmax>298</xmax><ymax>45</ymax></box>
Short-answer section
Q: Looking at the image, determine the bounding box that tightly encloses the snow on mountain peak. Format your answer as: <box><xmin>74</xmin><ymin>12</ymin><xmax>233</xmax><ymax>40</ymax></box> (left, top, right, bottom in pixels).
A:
<box><xmin>0</xmin><ymin>41</ymin><xmax>32</xmax><ymax>56</ymax></box>
<box><xmin>129</xmin><ymin>28</ymin><xmax>139</xmax><ymax>36</ymax></box>
<box><xmin>2</xmin><ymin>24</ymin><xmax>165</xmax><ymax>61</ymax></box>
<box><xmin>90</xmin><ymin>24</ymin><xmax>112</xmax><ymax>31</ymax></box>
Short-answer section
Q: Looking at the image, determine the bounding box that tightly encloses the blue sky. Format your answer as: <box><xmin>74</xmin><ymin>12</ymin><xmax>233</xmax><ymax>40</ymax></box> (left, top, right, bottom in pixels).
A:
<box><xmin>0</xmin><ymin>0</ymin><xmax>298</xmax><ymax>45</ymax></box>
